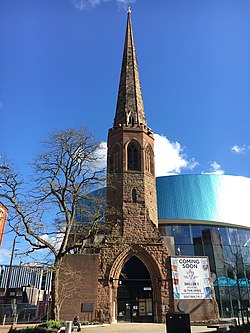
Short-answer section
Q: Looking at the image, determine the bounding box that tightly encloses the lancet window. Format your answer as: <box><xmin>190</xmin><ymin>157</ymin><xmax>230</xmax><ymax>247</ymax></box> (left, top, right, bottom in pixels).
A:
<box><xmin>145</xmin><ymin>144</ymin><xmax>154</xmax><ymax>174</ymax></box>
<box><xmin>132</xmin><ymin>188</ymin><xmax>137</xmax><ymax>203</ymax></box>
<box><xmin>127</xmin><ymin>140</ymin><xmax>141</xmax><ymax>171</ymax></box>
<box><xmin>110</xmin><ymin>143</ymin><xmax>122</xmax><ymax>172</ymax></box>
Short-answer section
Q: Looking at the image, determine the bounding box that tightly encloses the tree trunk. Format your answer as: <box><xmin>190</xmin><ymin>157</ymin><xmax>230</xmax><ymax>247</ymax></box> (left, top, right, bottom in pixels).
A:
<box><xmin>236</xmin><ymin>279</ymin><xmax>245</xmax><ymax>325</ymax></box>
<box><xmin>50</xmin><ymin>259</ymin><xmax>63</xmax><ymax>321</ymax></box>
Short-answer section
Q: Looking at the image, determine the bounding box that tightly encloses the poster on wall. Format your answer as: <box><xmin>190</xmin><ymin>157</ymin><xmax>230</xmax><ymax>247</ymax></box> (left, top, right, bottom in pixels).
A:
<box><xmin>171</xmin><ymin>256</ymin><xmax>212</xmax><ymax>300</ymax></box>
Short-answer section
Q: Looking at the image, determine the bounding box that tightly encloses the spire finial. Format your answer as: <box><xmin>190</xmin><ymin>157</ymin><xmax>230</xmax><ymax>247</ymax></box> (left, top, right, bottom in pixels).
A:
<box><xmin>114</xmin><ymin>5</ymin><xmax>147</xmax><ymax>128</ymax></box>
<box><xmin>127</xmin><ymin>7</ymin><xmax>131</xmax><ymax>14</ymax></box>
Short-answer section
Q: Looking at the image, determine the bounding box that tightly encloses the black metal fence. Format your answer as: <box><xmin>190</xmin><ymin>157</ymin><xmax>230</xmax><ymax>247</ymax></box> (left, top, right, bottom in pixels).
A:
<box><xmin>0</xmin><ymin>303</ymin><xmax>46</xmax><ymax>324</ymax></box>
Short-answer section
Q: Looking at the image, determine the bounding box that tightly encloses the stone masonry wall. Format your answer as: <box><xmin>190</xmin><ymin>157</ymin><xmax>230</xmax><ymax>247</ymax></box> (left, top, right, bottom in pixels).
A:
<box><xmin>96</xmin><ymin>238</ymin><xmax>172</xmax><ymax>323</ymax></box>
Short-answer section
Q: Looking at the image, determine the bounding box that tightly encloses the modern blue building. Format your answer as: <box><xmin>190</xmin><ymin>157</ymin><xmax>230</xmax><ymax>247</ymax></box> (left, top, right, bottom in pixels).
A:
<box><xmin>156</xmin><ymin>174</ymin><xmax>250</xmax><ymax>318</ymax></box>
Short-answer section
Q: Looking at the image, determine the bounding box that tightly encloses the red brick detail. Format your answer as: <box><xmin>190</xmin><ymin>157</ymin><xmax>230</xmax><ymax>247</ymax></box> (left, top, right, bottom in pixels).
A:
<box><xmin>59</xmin><ymin>254</ymin><xmax>99</xmax><ymax>322</ymax></box>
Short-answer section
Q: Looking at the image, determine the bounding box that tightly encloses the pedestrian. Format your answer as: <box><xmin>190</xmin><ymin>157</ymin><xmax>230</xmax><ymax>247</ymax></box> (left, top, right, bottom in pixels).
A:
<box><xmin>73</xmin><ymin>315</ymin><xmax>81</xmax><ymax>332</ymax></box>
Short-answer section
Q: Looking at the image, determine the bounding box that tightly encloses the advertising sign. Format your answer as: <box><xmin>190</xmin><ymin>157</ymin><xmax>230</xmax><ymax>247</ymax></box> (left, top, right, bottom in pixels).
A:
<box><xmin>171</xmin><ymin>256</ymin><xmax>212</xmax><ymax>299</ymax></box>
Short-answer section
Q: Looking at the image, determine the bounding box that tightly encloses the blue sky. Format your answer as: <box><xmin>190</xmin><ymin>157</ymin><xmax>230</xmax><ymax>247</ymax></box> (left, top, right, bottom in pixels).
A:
<box><xmin>1</xmin><ymin>0</ymin><xmax>250</xmax><ymax>263</ymax></box>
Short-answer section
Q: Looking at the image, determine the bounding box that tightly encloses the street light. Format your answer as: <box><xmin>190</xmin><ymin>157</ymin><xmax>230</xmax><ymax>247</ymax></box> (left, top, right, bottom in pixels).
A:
<box><xmin>4</xmin><ymin>235</ymin><xmax>17</xmax><ymax>304</ymax></box>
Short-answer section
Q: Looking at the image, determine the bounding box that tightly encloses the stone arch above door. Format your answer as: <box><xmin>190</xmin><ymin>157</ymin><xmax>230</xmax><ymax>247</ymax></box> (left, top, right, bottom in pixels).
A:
<box><xmin>109</xmin><ymin>245</ymin><xmax>164</xmax><ymax>299</ymax></box>
<box><xmin>107</xmin><ymin>245</ymin><xmax>166</xmax><ymax>323</ymax></box>
<box><xmin>109</xmin><ymin>245</ymin><xmax>163</xmax><ymax>291</ymax></box>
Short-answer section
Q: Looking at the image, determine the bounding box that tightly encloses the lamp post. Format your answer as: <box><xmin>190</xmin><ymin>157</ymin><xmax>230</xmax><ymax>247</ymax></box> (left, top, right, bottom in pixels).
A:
<box><xmin>4</xmin><ymin>235</ymin><xmax>17</xmax><ymax>304</ymax></box>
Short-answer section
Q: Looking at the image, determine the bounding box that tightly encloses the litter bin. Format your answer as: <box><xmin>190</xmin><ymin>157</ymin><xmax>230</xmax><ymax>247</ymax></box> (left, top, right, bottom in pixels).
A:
<box><xmin>166</xmin><ymin>313</ymin><xmax>191</xmax><ymax>333</ymax></box>
<box><xmin>65</xmin><ymin>321</ymin><xmax>72</xmax><ymax>333</ymax></box>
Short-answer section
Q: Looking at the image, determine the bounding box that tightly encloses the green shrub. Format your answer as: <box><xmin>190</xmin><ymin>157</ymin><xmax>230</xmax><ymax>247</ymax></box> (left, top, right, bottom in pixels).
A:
<box><xmin>9</xmin><ymin>328</ymin><xmax>54</xmax><ymax>333</ymax></box>
<box><xmin>39</xmin><ymin>320</ymin><xmax>63</xmax><ymax>329</ymax></box>
<box><xmin>80</xmin><ymin>321</ymin><xmax>89</xmax><ymax>326</ymax></box>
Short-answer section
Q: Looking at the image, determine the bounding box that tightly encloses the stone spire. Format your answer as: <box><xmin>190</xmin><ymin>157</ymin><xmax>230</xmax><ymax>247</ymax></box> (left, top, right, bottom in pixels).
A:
<box><xmin>114</xmin><ymin>8</ymin><xmax>147</xmax><ymax>127</ymax></box>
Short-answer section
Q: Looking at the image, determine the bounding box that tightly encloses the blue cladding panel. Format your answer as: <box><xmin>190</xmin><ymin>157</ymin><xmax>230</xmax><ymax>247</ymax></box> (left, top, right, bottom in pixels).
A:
<box><xmin>156</xmin><ymin>174</ymin><xmax>250</xmax><ymax>226</ymax></box>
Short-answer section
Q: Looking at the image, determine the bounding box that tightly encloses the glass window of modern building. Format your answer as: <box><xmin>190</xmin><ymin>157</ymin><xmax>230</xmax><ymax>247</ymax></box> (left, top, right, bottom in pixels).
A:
<box><xmin>157</xmin><ymin>174</ymin><xmax>250</xmax><ymax>318</ymax></box>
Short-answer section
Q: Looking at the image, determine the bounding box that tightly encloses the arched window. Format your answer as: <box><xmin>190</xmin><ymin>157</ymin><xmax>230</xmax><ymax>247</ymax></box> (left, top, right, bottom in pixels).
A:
<box><xmin>145</xmin><ymin>144</ymin><xmax>154</xmax><ymax>175</ymax></box>
<box><xmin>145</xmin><ymin>146</ymin><xmax>150</xmax><ymax>172</ymax></box>
<box><xmin>109</xmin><ymin>143</ymin><xmax>121</xmax><ymax>172</ymax></box>
<box><xmin>132</xmin><ymin>188</ymin><xmax>137</xmax><ymax>203</ymax></box>
<box><xmin>129</xmin><ymin>115</ymin><xmax>135</xmax><ymax>126</ymax></box>
<box><xmin>127</xmin><ymin>141</ymin><xmax>141</xmax><ymax>171</ymax></box>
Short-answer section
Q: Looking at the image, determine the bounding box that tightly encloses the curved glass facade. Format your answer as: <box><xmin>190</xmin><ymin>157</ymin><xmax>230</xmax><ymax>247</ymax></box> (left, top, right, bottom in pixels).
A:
<box><xmin>156</xmin><ymin>174</ymin><xmax>250</xmax><ymax>318</ymax></box>
<box><xmin>157</xmin><ymin>174</ymin><xmax>250</xmax><ymax>228</ymax></box>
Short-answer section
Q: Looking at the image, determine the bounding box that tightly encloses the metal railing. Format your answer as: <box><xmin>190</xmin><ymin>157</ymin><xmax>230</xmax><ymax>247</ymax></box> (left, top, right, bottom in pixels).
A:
<box><xmin>0</xmin><ymin>303</ymin><xmax>45</xmax><ymax>325</ymax></box>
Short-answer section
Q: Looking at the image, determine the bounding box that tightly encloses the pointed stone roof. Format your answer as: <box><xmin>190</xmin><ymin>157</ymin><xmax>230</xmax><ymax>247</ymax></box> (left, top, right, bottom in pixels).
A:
<box><xmin>114</xmin><ymin>9</ymin><xmax>147</xmax><ymax>128</ymax></box>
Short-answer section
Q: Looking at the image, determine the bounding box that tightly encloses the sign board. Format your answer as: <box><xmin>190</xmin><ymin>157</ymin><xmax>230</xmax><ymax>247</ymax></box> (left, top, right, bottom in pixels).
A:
<box><xmin>81</xmin><ymin>302</ymin><xmax>94</xmax><ymax>312</ymax></box>
<box><xmin>171</xmin><ymin>256</ymin><xmax>212</xmax><ymax>300</ymax></box>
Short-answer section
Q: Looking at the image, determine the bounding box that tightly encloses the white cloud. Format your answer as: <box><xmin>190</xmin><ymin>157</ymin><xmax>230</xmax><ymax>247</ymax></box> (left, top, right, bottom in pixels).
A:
<box><xmin>93</xmin><ymin>135</ymin><xmax>198</xmax><ymax>177</ymax></box>
<box><xmin>154</xmin><ymin>134</ymin><xmax>198</xmax><ymax>176</ymax></box>
<box><xmin>231</xmin><ymin>145</ymin><xmax>250</xmax><ymax>154</ymax></box>
<box><xmin>71</xmin><ymin>0</ymin><xmax>135</xmax><ymax>11</ymax></box>
<box><xmin>88</xmin><ymin>141</ymin><xmax>107</xmax><ymax>174</ymax></box>
<box><xmin>89</xmin><ymin>135</ymin><xmax>231</xmax><ymax>178</ymax></box>
<box><xmin>71</xmin><ymin>0</ymin><xmax>87</xmax><ymax>11</ymax></box>
<box><xmin>71</xmin><ymin>0</ymin><xmax>101</xmax><ymax>11</ymax></box>
<box><xmin>117</xmin><ymin>0</ymin><xmax>136</xmax><ymax>7</ymax></box>
<box><xmin>41</xmin><ymin>233</ymin><xmax>64</xmax><ymax>250</ymax></box>
<box><xmin>73</xmin><ymin>141</ymin><xmax>107</xmax><ymax>172</ymax></box>
<box><xmin>202</xmin><ymin>161</ymin><xmax>225</xmax><ymax>175</ymax></box>
<box><xmin>94</xmin><ymin>141</ymin><xmax>107</xmax><ymax>170</ymax></box>
<box><xmin>0</xmin><ymin>248</ymin><xmax>10</xmax><ymax>264</ymax></box>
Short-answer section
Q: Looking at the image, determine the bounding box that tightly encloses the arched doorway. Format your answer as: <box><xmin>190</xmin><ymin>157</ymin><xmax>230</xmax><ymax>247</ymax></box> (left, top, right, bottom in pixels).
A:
<box><xmin>117</xmin><ymin>256</ymin><xmax>153</xmax><ymax>322</ymax></box>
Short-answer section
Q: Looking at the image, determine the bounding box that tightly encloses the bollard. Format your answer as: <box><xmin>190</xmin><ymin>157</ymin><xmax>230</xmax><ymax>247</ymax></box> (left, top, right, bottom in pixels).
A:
<box><xmin>232</xmin><ymin>319</ymin><xmax>237</xmax><ymax>327</ymax></box>
<box><xmin>65</xmin><ymin>321</ymin><xmax>72</xmax><ymax>333</ymax></box>
<box><xmin>166</xmin><ymin>313</ymin><xmax>191</xmax><ymax>333</ymax></box>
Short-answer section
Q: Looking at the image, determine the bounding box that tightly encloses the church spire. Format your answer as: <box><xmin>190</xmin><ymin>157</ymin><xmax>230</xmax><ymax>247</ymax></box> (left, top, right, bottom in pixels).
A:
<box><xmin>114</xmin><ymin>8</ymin><xmax>147</xmax><ymax>127</ymax></box>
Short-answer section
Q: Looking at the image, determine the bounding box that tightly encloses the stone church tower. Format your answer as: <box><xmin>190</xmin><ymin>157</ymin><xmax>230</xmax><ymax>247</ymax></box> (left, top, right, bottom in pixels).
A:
<box><xmin>59</xmin><ymin>9</ymin><xmax>218</xmax><ymax>324</ymax></box>
<box><xmin>106</xmin><ymin>8</ymin><xmax>158</xmax><ymax>239</ymax></box>
<box><xmin>96</xmin><ymin>9</ymin><xmax>171</xmax><ymax>323</ymax></box>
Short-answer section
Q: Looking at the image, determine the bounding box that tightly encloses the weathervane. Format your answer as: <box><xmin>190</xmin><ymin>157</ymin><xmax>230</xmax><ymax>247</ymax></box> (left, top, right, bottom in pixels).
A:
<box><xmin>127</xmin><ymin>7</ymin><xmax>131</xmax><ymax>14</ymax></box>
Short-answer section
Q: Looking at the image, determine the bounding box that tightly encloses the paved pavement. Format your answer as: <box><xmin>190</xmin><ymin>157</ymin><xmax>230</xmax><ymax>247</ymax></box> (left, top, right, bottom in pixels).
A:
<box><xmin>0</xmin><ymin>323</ymin><xmax>216</xmax><ymax>333</ymax></box>
<box><xmin>79</xmin><ymin>323</ymin><xmax>216</xmax><ymax>333</ymax></box>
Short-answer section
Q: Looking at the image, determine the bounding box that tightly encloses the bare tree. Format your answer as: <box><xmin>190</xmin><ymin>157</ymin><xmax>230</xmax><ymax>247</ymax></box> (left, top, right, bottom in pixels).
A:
<box><xmin>0</xmin><ymin>127</ymin><xmax>109</xmax><ymax>320</ymax></box>
<box><xmin>223</xmin><ymin>243</ymin><xmax>250</xmax><ymax>324</ymax></box>
<box><xmin>57</xmin><ymin>262</ymin><xmax>86</xmax><ymax>319</ymax></box>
